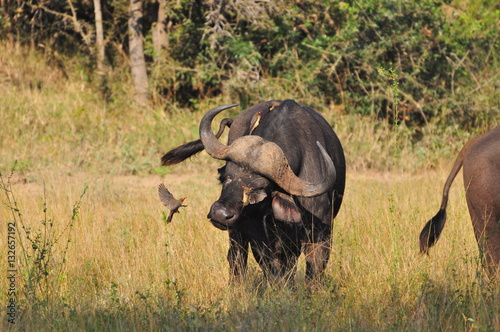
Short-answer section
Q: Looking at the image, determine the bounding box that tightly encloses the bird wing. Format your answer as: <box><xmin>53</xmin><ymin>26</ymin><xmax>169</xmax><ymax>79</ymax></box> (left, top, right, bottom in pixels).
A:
<box><xmin>158</xmin><ymin>183</ymin><xmax>175</xmax><ymax>208</ymax></box>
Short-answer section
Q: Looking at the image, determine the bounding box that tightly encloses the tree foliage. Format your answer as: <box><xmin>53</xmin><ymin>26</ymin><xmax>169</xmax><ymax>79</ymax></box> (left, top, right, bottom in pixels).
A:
<box><xmin>1</xmin><ymin>0</ymin><xmax>498</xmax><ymax>128</ymax></box>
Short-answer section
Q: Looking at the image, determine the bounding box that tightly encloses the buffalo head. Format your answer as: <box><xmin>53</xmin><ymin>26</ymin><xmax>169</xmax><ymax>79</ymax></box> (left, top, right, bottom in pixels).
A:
<box><xmin>199</xmin><ymin>104</ymin><xmax>336</xmax><ymax>230</ymax></box>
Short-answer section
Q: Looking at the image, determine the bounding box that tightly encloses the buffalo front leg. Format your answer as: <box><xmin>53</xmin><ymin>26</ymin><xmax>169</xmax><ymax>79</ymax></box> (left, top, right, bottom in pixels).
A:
<box><xmin>227</xmin><ymin>230</ymin><xmax>249</xmax><ymax>282</ymax></box>
<box><xmin>304</xmin><ymin>240</ymin><xmax>331</xmax><ymax>284</ymax></box>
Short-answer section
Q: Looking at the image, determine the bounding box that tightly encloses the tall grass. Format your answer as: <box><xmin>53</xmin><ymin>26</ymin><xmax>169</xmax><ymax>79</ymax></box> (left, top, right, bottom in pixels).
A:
<box><xmin>1</xmin><ymin>167</ymin><xmax>498</xmax><ymax>330</ymax></box>
<box><xmin>1</xmin><ymin>42</ymin><xmax>498</xmax><ymax>330</ymax></box>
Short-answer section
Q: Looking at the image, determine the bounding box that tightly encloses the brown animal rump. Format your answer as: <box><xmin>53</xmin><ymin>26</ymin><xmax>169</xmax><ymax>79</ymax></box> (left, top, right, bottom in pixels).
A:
<box><xmin>419</xmin><ymin>126</ymin><xmax>500</xmax><ymax>277</ymax></box>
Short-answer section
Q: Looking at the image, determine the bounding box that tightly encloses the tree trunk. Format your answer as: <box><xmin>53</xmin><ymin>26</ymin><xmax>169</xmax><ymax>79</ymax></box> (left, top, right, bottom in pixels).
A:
<box><xmin>93</xmin><ymin>0</ymin><xmax>105</xmax><ymax>74</ymax></box>
<box><xmin>152</xmin><ymin>0</ymin><xmax>169</xmax><ymax>61</ymax></box>
<box><xmin>93</xmin><ymin>0</ymin><xmax>110</xmax><ymax>99</ymax></box>
<box><xmin>2</xmin><ymin>0</ymin><xmax>16</xmax><ymax>42</ymax></box>
<box><xmin>1</xmin><ymin>0</ymin><xmax>9</xmax><ymax>39</ymax></box>
<box><xmin>128</xmin><ymin>0</ymin><xmax>149</xmax><ymax>105</ymax></box>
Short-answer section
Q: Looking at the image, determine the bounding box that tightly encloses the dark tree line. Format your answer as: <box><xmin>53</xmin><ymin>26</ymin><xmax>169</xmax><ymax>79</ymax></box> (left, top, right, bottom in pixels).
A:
<box><xmin>1</xmin><ymin>0</ymin><xmax>498</xmax><ymax>128</ymax></box>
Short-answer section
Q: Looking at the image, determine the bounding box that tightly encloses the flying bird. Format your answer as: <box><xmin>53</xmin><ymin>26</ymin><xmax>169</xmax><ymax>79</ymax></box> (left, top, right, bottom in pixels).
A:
<box><xmin>158</xmin><ymin>183</ymin><xmax>187</xmax><ymax>223</ymax></box>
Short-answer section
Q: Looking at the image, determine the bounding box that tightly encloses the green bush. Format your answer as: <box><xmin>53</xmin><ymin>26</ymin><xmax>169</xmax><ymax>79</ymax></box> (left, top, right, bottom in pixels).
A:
<box><xmin>1</xmin><ymin>0</ymin><xmax>497</xmax><ymax>129</ymax></box>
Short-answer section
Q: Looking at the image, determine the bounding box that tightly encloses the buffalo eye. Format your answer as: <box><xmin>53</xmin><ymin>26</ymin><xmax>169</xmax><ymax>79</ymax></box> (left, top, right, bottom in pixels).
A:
<box><xmin>217</xmin><ymin>166</ymin><xmax>227</xmax><ymax>183</ymax></box>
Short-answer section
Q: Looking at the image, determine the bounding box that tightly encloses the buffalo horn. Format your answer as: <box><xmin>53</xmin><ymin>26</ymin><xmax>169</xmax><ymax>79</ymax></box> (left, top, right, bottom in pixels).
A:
<box><xmin>200</xmin><ymin>104</ymin><xmax>336</xmax><ymax>197</ymax></box>
<box><xmin>199</xmin><ymin>104</ymin><xmax>240</xmax><ymax>159</ymax></box>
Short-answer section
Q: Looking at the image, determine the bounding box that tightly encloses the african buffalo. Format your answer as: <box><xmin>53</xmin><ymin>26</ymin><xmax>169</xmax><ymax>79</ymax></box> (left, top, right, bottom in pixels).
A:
<box><xmin>162</xmin><ymin>100</ymin><xmax>346</xmax><ymax>284</ymax></box>
<box><xmin>420</xmin><ymin>126</ymin><xmax>500</xmax><ymax>276</ymax></box>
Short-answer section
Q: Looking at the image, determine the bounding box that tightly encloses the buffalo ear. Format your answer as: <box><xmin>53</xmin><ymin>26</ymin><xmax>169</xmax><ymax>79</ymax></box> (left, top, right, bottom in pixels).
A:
<box><xmin>271</xmin><ymin>192</ymin><xmax>302</xmax><ymax>223</ymax></box>
<box><xmin>248</xmin><ymin>190</ymin><xmax>267</xmax><ymax>205</ymax></box>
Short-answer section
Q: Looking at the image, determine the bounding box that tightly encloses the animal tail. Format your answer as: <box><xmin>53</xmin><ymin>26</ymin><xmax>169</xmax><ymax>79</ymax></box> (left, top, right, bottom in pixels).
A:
<box><xmin>161</xmin><ymin>139</ymin><xmax>204</xmax><ymax>166</ymax></box>
<box><xmin>419</xmin><ymin>209</ymin><xmax>447</xmax><ymax>254</ymax></box>
<box><xmin>419</xmin><ymin>138</ymin><xmax>475</xmax><ymax>254</ymax></box>
<box><xmin>161</xmin><ymin>118</ymin><xmax>232</xmax><ymax>166</ymax></box>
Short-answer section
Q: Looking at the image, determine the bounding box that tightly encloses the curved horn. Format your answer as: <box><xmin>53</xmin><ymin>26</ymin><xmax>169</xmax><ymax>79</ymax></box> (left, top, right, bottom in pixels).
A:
<box><xmin>226</xmin><ymin>136</ymin><xmax>336</xmax><ymax>197</ymax></box>
<box><xmin>199</xmin><ymin>104</ymin><xmax>239</xmax><ymax>159</ymax></box>
<box><xmin>199</xmin><ymin>103</ymin><xmax>335</xmax><ymax>197</ymax></box>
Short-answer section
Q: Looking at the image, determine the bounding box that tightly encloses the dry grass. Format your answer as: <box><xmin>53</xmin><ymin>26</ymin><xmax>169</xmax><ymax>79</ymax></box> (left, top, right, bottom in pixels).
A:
<box><xmin>1</xmin><ymin>166</ymin><xmax>499</xmax><ymax>330</ymax></box>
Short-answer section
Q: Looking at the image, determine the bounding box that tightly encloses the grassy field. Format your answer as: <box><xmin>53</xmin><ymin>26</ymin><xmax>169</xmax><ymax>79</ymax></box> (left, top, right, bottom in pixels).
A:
<box><xmin>1</xmin><ymin>42</ymin><xmax>499</xmax><ymax>330</ymax></box>
<box><xmin>2</xmin><ymin>167</ymin><xmax>499</xmax><ymax>330</ymax></box>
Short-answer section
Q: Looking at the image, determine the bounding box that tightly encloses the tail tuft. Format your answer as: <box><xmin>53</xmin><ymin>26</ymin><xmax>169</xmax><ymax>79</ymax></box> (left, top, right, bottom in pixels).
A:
<box><xmin>419</xmin><ymin>209</ymin><xmax>447</xmax><ymax>254</ymax></box>
<box><xmin>161</xmin><ymin>118</ymin><xmax>232</xmax><ymax>166</ymax></box>
<box><xmin>161</xmin><ymin>140</ymin><xmax>204</xmax><ymax>166</ymax></box>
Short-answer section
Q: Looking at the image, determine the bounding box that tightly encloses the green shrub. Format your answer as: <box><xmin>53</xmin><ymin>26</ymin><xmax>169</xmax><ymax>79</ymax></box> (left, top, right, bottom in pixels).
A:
<box><xmin>4</xmin><ymin>0</ymin><xmax>496</xmax><ymax>129</ymax></box>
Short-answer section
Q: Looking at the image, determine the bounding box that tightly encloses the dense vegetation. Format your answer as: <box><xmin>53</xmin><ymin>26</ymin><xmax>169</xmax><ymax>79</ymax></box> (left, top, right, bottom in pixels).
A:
<box><xmin>2</xmin><ymin>0</ymin><xmax>498</xmax><ymax>127</ymax></box>
<box><xmin>1</xmin><ymin>0</ymin><xmax>498</xmax><ymax>176</ymax></box>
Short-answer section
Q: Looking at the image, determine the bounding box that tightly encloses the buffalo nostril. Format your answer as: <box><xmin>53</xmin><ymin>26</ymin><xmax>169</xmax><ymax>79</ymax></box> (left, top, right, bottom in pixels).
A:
<box><xmin>210</xmin><ymin>207</ymin><xmax>234</xmax><ymax>221</ymax></box>
<box><xmin>209</xmin><ymin>201</ymin><xmax>237</xmax><ymax>224</ymax></box>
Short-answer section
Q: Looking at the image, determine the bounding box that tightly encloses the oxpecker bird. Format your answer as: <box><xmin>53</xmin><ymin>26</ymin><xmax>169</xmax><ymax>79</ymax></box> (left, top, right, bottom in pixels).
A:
<box><xmin>158</xmin><ymin>183</ymin><xmax>187</xmax><ymax>223</ymax></box>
